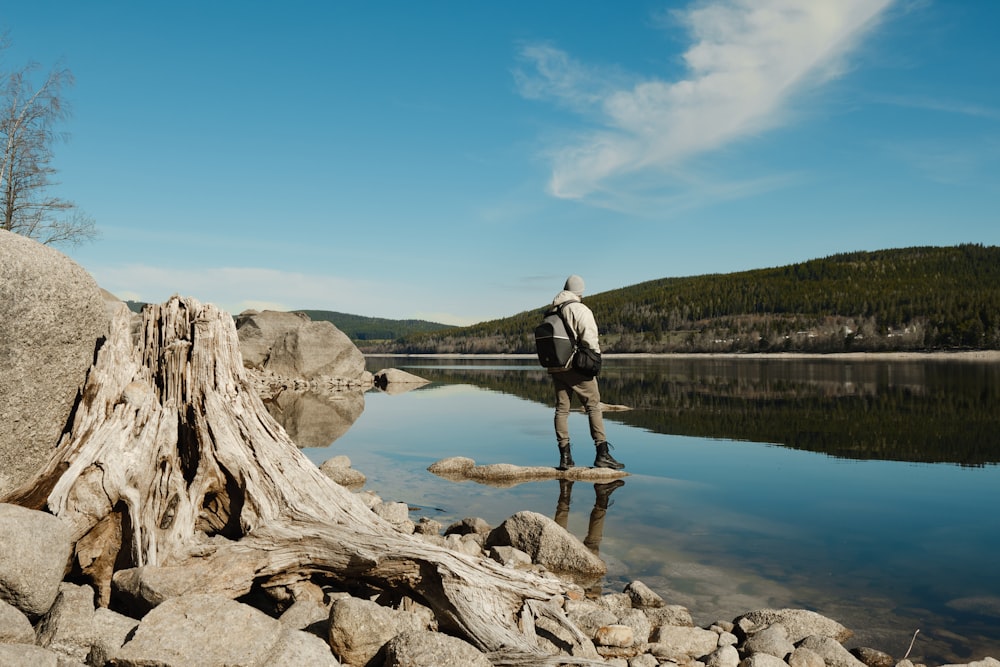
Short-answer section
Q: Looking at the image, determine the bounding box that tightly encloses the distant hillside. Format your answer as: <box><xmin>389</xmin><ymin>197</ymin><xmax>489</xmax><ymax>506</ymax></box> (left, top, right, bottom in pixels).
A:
<box><xmin>293</xmin><ymin>310</ymin><xmax>455</xmax><ymax>341</ymax></box>
<box><xmin>368</xmin><ymin>244</ymin><xmax>1000</xmax><ymax>354</ymax></box>
<box><xmin>122</xmin><ymin>302</ymin><xmax>454</xmax><ymax>342</ymax></box>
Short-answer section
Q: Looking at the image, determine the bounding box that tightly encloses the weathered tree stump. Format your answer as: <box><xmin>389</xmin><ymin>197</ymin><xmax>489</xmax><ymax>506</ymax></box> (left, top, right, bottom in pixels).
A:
<box><xmin>3</xmin><ymin>296</ymin><xmax>575</xmax><ymax>657</ymax></box>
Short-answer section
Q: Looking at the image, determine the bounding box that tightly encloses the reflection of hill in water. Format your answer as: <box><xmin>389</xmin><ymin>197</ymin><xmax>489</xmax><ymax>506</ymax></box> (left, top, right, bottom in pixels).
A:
<box><xmin>396</xmin><ymin>359</ymin><xmax>1000</xmax><ymax>466</ymax></box>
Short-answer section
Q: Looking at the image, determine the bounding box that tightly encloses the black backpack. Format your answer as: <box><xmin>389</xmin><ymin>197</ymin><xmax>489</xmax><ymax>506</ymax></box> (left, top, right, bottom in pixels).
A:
<box><xmin>534</xmin><ymin>302</ymin><xmax>576</xmax><ymax>368</ymax></box>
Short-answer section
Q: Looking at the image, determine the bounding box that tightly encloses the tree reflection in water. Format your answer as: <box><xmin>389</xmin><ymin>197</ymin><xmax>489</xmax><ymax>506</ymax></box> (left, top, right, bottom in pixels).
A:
<box><xmin>369</xmin><ymin>356</ymin><xmax>1000</xmax><ymax>466</ymax></box>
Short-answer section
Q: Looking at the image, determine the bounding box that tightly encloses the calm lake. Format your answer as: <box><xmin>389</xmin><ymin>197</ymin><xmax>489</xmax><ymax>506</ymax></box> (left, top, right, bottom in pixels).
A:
<box><xmin>294</xmin><ymin>355</ymin><xmax>1000</xmax><ymax>665</ymax></box>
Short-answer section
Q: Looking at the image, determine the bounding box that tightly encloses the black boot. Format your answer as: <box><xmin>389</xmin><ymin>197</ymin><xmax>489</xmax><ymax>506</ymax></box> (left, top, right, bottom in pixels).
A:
<box><xmin>593</xmin><ymin>441</ymin><xmax>624</xmax><ymax>470</ymax></box>
<box><xmin>557</xmin><ymin>443</ymin><xmax>575</xmax><ymax>471</ymax></box>
<box><xmin>555</xmin><ymin>479</ymin><xmax>573</xmax><ymax>528</ymax></box>
<box><xmin>593</xmin><ymin>480</ymin><xmax>625</xmax><ymax>509</ymax></box>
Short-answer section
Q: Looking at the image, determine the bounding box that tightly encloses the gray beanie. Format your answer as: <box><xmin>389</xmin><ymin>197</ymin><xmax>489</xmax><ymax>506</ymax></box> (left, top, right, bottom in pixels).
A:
<box><xmin>564</xmin><ymin>274</ymin><xmax>585</xmax><ymax>296</ymax></box>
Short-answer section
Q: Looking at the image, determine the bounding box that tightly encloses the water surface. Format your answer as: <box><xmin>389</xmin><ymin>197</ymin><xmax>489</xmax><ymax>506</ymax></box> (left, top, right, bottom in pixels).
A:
<box><xmin>300</xmin><ymin>355</ymin><xmax>1000</xmax><ymax>664</ymax></box>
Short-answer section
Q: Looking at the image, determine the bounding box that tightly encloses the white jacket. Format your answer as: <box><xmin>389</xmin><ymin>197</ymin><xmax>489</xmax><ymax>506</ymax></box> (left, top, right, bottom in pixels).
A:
<box><xmin>551</xmin><ymin>290</ymin><xmax>601</xmax><ymax>354</ymax></box>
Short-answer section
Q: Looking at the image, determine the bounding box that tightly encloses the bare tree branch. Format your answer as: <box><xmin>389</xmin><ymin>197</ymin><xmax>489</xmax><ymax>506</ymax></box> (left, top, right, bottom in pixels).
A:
<box><xmin>1</xmin><ymin>40</ymin><xmax>98</xmax><ymax>246</ymax></box>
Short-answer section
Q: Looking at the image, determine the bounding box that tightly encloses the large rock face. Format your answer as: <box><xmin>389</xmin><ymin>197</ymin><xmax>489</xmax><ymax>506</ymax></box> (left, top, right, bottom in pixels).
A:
<box><xmin>235</xmin><ymin>310</ymin><xmax>368</xmax><ymax>383</ymax></box>
<box><xmin>0</xmin><ymin>230</ymin><xmax>109</xmax><ymax>496</ymax></box>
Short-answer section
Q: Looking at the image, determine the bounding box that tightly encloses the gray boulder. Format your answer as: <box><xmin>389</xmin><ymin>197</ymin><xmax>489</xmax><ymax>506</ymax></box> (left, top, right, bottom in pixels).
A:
<box><xmin>594</xmin><ymin>623</ymin><xmax>633</xmax><ymax>648</ymax></box>
<box><xmin>278</xmin><ymin>598</ymin><xmax>330</xmax><ymax>635</ymax></box>
<box><xmin>235</xmin><ymin>309</ymin><xmax>368</xmax><ymax>383</ymax></box>
<box><xmin>428</xmin><ymin>456</ymin><xmax>628</xmax><ymax>484</ymax></box>
<box><xmin>0</xmin><ymin>598</ymin><xmax>34</xmax><ymax>644</ymax></box>
<box><xmin>617</xmin><ymin>607</ymin><xmax>652</xmax><ymax>646</ymax></box>
<box><xmin>796</xmin><ymin>635</ymin><xmax>867</xmax><ymax>667</ymax></box>
<box><xmin>328</xmin><ymin>597</ymin><xmax>430</xmax><ymax>667</ymax></box>
<box><xmin>445</xmin><ymin>533</ymin><xmax>484</xmax><ymax>557</ymax></box>
<box><xmin>444</xmin><ymin>516</ymin><xmax>492</xmax><ymax>537</ymax></box>
<box><xmin>0</xmin><ymin>644</ymin><xmax>61</xmax><ymax>666</ymax></box>
<box><xmin>413</xmin><ymin>517</ymin><xmax>443</xmax><ymax>536</ymax></box>
<box><xmin>631</xmin><ymin>654</ymin><xmax>661</xmax><ymax>667</ymax></box>
<box><xmin>33</xmin><ymin>583</ymin><xmax>138</xmax><ymax>665</ymax></box>
<box><xmin>564</xmin><ymin>601</ymin><xmax>617</xmax><ymax>638</ymax></box>
<box><xmin>790</xmin><ymin>645</ymin><xmax>831</xmax><ymax>667</ymax></box>
<box><xmin>625</xmin><ymin>579</ymin><xmax>665</xmax><ymax>608</ymax></box>
<box><xmin>382</xmin><ymin>630</ymin><xmax>492</xmax><ymax>667</ymax></box>
<box><xmin>488</xmin><ymin>545</ymin><xmax>532</xmax><ymax>568</ymax></box>
<box><xmin>86</xmin><ymin>608</ymin><xmax>141</xmax><ymax>666</ymax></box>
<box><xmin>373</xmin><ymin>368</ymin><xmax>430</xmax><ymax>394</ymax></box>
<box><xmin>741</xmin><ymin>653</ymin><xmax>793</xmax><ymax>667</ymax></box>
<box><xmin>0</xmin><ymin>230</ymin><xmax>109</xmax><ymax>496</ymax></box>
<box><xmin>734</xmin><ymin>608</ymin><xmax>853</xmax><ymax>644</ymax></box>
<box><xmin>644</xmin><ymin>603</ymin><xmax>695</xmax><ymax>629</ymax></box>
<box><xmin>706</xmin><ymin>643</ymin><xmax>741</xmax><ymax>667</ymax></box>
<box><xmin>113</xmin><ymin>593</ymin><xmax>285</xmax><ymax>667</ymax></box>
<box><xmin>649</xmin><ymin>625</ymin><xmax>720</xmax><ymax>661</ymax></box>
<box><xmin>373</xmin><ymin>501</ymin><xmax>414</xmax><ymax>533</ymax></box>
<box><xmin>850</xmin><ymin>646</ymin><xmax>895</xmax><ymax>667</ymax></box>
<box><xmin>111</xmin><ymin>565</ymin><xmax>201</xmax><ymax>616</ymax></box>
<box><xmin>34</xmin><ymin>583</ymin><xmax>97</xmax><ymax>662</ymax></box>
<box><xmin>593</xmin><ymin>591</ymin><xmax>633</xmax><ymax>616</ymax></box>
<box><xmin>486</xmin><ymin>511</ymin><xmax>607</xmax><ymax>579</ymax></box>
<box><xmin>0</xmin><ymin>504</ymin><xmax>73</xmax><ymax>618</ymax></box>
<box><xmin>743</xmin><ymin>623</ymin><xmax>796</xmax><ymax>659</ymax></box>
<box><xmin>319</xmin><ymin>455</ymin><xmax>367</xmax><ymax>489</ymax></box>
<box><xmin>266</xmin><ymin>628</ymin><xmax>340</xmax><ymax>666</ymax></box>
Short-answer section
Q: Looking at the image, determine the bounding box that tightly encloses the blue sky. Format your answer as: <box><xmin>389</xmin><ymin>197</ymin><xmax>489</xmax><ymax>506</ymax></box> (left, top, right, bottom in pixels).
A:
<box><xmin>3</xmin><ymin>1</ymin><xmax>998</xmax><ymax>325</ymax></box>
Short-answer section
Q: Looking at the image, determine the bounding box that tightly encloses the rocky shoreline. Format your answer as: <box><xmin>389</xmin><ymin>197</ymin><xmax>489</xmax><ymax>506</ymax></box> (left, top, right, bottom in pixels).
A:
<box><xmin>3</xmin><ymin>464</ymin><xmax>998</xmax><ymax>667</ymax></box>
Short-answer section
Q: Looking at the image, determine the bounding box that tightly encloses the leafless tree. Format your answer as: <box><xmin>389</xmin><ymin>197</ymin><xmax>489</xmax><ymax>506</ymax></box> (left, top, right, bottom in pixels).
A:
<box><xmin>1</xmin><ymin>39</ymin><xmax>97</xmax><ymax>246</ymax></box>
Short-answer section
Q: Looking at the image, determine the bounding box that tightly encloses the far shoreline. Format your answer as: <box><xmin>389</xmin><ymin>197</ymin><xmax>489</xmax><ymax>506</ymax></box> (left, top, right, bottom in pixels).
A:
<box><xmin>365</xmin><ymin>350</ymin><xmax>1000</xmax><ymax>362</ymax></box>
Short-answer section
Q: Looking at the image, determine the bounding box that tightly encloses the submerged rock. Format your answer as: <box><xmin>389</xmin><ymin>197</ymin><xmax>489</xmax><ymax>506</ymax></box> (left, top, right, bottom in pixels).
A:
<box><xmin>374</xmin><ymin>367</ymin><xmax>430</xmax><ymax>394</ymax></box>
<box><xmin>428</xmin><ymin>456</ymin><xmax>628</xmax><ymax>487</ymax></box>
<box><xmin>319</xmin><ymin>455</ymin><xmax>367</xmax><ymax>490</ymax></box>
<box><xmin>734</xmin><ymin>608</ymin><xmax>853</xmax><ymax>644</ymax></box>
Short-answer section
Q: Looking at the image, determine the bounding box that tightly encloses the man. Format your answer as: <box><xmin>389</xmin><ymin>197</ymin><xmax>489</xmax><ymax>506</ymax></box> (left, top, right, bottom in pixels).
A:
<box><xmin>548</xmin><ymin>274</ymin><xmax>624</xmax><ymax>471</ymax></box>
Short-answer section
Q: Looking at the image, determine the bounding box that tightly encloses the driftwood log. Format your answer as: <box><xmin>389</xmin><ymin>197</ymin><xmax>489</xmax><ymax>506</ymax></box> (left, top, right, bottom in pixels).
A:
<box><xmin>4</xmin><ymin>296</ymin><xmax>582</xmax><ymax>659</ymax></box>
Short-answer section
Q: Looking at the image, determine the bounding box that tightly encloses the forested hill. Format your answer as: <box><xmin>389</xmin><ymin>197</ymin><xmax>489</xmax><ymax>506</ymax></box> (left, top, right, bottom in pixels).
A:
<box><xmin>293</xmin><ymin>310</ymin><xmax>455</xmax><ymax>341</ymax></box>
<box><xmin>123</xmin><ymin>302</ymin><xmax>454</xmax><ymax>341</ymax></box>
<box><xmin>364</xmin><ymin>244</ymin><xmax>1000</xmax><ymax>354</ymax></box>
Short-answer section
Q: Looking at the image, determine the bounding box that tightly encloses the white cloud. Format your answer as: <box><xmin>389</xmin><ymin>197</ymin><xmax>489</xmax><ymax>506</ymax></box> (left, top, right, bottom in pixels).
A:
<box><xmin>518</xmin><ymin>0</ymin><xmax>895</xmax><ymax>200</ymax></box>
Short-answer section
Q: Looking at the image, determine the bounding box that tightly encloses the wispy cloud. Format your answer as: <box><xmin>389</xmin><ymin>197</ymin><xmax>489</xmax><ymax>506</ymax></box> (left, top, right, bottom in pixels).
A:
<box><xmin>517</xmin><ymin>0</ymin><xmax>895</xmax><ymax>202</ymax></box>
<box><xmin>873</xmin><ymin>93</ymin><xmax>1000</xmax><ymax>120</ymax></box>
<box><xmin>885</xmin><ymin>136</ymin><xmax>1000</xmax><ymax>187</ymax></box>
<box><xmin>90</xmin><ymin>264</ymin><xmax>486</xmax><ymax>326</ymax></box>
<box><xmin>93</xmin><ymin>265</ymin><xmax>395</xmax><ymax>318</ymax></box>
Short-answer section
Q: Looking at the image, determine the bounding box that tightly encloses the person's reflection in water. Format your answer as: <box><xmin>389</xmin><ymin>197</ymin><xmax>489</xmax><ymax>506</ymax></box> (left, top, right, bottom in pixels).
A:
<box><xmin>554</xmin><ymin>479</ymin><xmax>625</xmax><ymax>596</ymax></box>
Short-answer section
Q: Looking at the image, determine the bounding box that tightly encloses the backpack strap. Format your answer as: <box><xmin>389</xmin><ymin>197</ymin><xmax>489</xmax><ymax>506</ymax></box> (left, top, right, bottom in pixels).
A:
<box><xmin>552</xmin><ymin>301</ymin><xmax>577</xmax><ymax>347</ymax></box>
